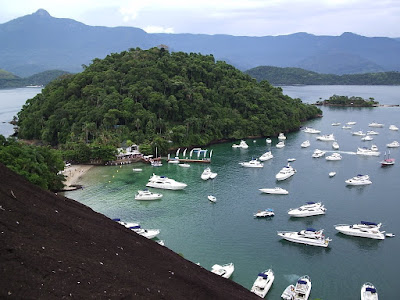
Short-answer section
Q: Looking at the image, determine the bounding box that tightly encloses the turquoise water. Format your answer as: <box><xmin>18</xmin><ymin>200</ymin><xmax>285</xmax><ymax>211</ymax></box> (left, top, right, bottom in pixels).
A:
<box><xmin>2</xmin><ymin>86</ymin><xmax>399</xmax><ymax>299</ymax></box>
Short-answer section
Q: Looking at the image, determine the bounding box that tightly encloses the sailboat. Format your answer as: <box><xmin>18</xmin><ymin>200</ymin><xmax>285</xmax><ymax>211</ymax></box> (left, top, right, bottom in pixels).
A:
<box><xmin>151</xmin><ymin>147</ymin><xmax>162</xmax><ymax>167</ymax></box>
<box><xmin>380</xmin><ymin>151</ymin><xmax>395</xmax><ymax>166</ymax></box>
<box><xmin>208</xmin><ymin>178</ymin><xmax>216</xmax><ymax>202</ymax></box>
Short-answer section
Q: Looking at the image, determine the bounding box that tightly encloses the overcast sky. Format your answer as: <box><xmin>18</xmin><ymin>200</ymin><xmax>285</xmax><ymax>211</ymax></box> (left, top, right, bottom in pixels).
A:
<box><xmin>1</xmin><ymin>0</ymin><xmax>399</xmax><ymax>37</ymax></box>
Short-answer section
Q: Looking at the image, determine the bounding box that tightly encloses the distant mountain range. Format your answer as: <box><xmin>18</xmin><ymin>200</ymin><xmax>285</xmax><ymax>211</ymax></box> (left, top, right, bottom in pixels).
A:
<box><xmin>246</xmin><ymin>66</ymin><xmax>400</xmax><ymax>85</ymax></box>
<box><xmin>1</xmin><ymin>9</ymin><xmax>400</xmax><ymax>77</ymax></box>
<box><xmin>0</xmin><ymin>69</ymin><xmax>70</xmax><ymax>88</ymax></box>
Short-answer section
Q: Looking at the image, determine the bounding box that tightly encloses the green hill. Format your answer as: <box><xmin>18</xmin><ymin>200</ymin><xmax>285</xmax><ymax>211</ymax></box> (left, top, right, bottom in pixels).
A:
<box><xmin>17</xmin><ymin>47</ymin><xmax>321</xmax><ymax>154</ymax></box>
<box><xmin>246</xmin><ymin>66</ymin><xmax>400</xmax><ymax>85</ymax></box>
<box><xmin>0</xmin><ymin>69</ymin><xmax>70</xmax><ymax>89</ymax></box>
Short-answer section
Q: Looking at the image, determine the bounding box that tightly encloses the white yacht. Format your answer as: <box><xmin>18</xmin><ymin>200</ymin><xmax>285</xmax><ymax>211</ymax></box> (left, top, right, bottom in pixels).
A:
<box><xmin>113</xmin><ymin>219</ymin><xmax>140</xmax><ymax>229</ymax></box>
<box><xmin>326</xmin><ymin>153</ymin><xmax>342</xmax><ymax>161</ymax></box>
<box><xmin>381</xmin><ymin>151</ymin><xmax>395</xmax><ymax>166</ymax></box>
<box><xmin>389</xmin><ymin>124</ymin><xmax>399</xmax><ymax>131</ymax></box>
<box><xmin>208</xmin><ymin>195</ymin><xmax>216</xmax><ymax>202</ymax></box>
<box><xmin>278</xmin><ymin>133</ymin><xmax>287</xmax><ymax>140</ymax></box>
<box><xmin>201</xmin><ymin>167</ymin><xmax>212</xmax><ymax>180</ymax></box>
<box><xmin>347</xmin><ymin>121</ymin><xmax>357</xmax><ymax>125</ymax></box>
<box><xmin>275</xmin><ymin>164</ymin><xmax>296</xmax><ymax>181</ymax></box>
<box><xmin>312</xmin><ymin>149</ymin><xmax>326</xmax><ymax>158</ymax></box>
<box><xmin>239</xmin><ymin>158</ymin><xmax>264</xmax><ymax>168</ymax></box>
<box><xmin>332</xmin><ymin>141</ymin><xmax>339</xmax><ymax>150</ymax></box>
<box><xmin>134</xmin><ymin>189</ymin><xmax>163</xmax><ymax>200</ymax></box>
<box><xmin>168</xmin><ymin>156</ymin><xmax>180</xmax><ymax>164</ymax></box>
<box><xmin>266</xmin><ymin>138</ymin><xmax>272</xmax><ymax>144</ymax></box>
<box><xmin>334</xmin><ymin>221</ymin><xmax>385</xmax><ymax>240</ymax></box>
<box><xmin>345</xmin><ymin>174</ymin><xmax>372</xmax><ymax>185</ymax></box>
<box><xmin>211</xmin><ymin>263</ymin><xmax>234</xmax><ymax>279</ymax></box>
<box><xmin>251</xmin><ymin>269</ymin><xmax>275</xmax><ymax>298</ymax></box>
<box><xmin>303</xmin><ymin>127</ymin><xmax>321</xmax><ymax>134</ymax></box>
<box><xmin>276</xmin><ymin>141</ymin><xmax>285</xmax><ymax>148</ymax></box>
<box><xmin>254</xmin><ymin>208</ymin><xmax>275</xmax><ymax>218</ymax></box>
<box><xmin>259</xmin><ymin>151</ymin><xmax>273</xmax><ymax>161</ymax></box>
<box><xmin>277</xmin><ymin>228</ymin><xmax>331</xmax><ymax>247</ymax></box>
<box><xmin>146</xmin><ymin>174</ymin><xmax>187</xmax><ymax>190</ymax></box>
<box><xmin>356</xmin><ymin>146</ymin><xmax>380</xmax><ymax>156</ymax></box>
<box><xmin>387</xmin><ymin>141</ymin><xmax>400</xmax><ymax>148</ymax></box>
<box><xmin>301</xmin><ymin>140</ymin><xmax>310</xmax><ymax>148</ymax></box>
<box><xmin>287</xmin><ymin>202</ymin><xmax>326</xmax><ymax>217</ymax></box>
<box><xmin>259</xmin><ymin>187</ymin><xmax>289</xmax><ymax>195</ymax></box>
<box><xmin>352</xmin><ymin>130</ymin><xmax>366</xmax><ymax>136</ymax></box>
<box><xmin>331</xmin><ymin>122</ymin><xmax>341</xmax><ymax>126</ymax></box>
<box><xmin>361</xmin><ymin>135</ymin><xmax>373</xmax><ymax>141</ymax></box>
<box><xmin>329</xmin><ymin>171</ymin><xmax>336</xmax><ymax>177</ymax></box>
<box><xmin>361</xmin><ymin>282</ymin><xmax>378</xmax><ymax>300</ymax></box>
<box><xmin>316</xmin><ymin>133</ymin><xmax>335</xmax><ymax>141</ymax></box>
<box><xmin>290</xmin><ymin>275</ymin><xmax>312</xmax><ymax>300</ymax></box>
<box><xmin>132</xmin><ymin>227</ymin><xmax>160</xmax><ymax>239</ymax></box>
<box><xmin>178</xmin><ymin>163</ymin><xmax>190</xmax><ymax>168</ymax></box>
<box><xmin>342</xmin><ymin>125</ymin><xmax>352</xmax><ymax>129</ymax></box>
<box><xmin>232</xmin><ymin>140</ymin><xmax>249</xmax><ymax>149</ymax></box>
<box><xmin>368</xmin><ymin>122</ymin><xmax>384</xmax><ymax>128</ymax></box>
<box><xmin>366</xmin><ymin>130</ymin><xmax>379</xmax><ymax>135</ymax></box>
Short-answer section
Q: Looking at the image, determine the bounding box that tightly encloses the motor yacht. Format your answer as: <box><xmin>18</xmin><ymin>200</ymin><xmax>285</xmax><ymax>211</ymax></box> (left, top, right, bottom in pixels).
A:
<box><xmin>326</xmin><ymin>153</ymin><xmax>342</xmax><ymax>161</ymax></box>
<box><xmin>168</xmin><ymin>156</ymin><xmax>180</xmax><ymax>164</ymax></box>
<box><xmin>232</xmin><ymin>140</ymin><xmax>249</xmax><ymax>149</ymax></box>
<box><xmin>368</xmin><ymin>122</ymin><xmax>384</xmax><ymax>128</ymax></box>
<box><xmin>329</xmin><ymin>171</ymin><xmax>336</xmax><ymax>177</ymax></box>
<box><xmin>259</xmin><ymin>187</ymin><xmax>289</xmax><ymax>195</ymax></box>
<box><xmin>352</xmin><ymin>130</ymin><xmax>366</xmax><ymax>136</ymax></box>
<box><xmin>211</xmin><ymin>263</ymin><xmax>234</xmax><ymax>279</ymax></box>
<box><xmin>239</xmin><ymin>158</ymin><xmax>264</xmax><ymax>168</ymax></box>
<box><xmin>275</xmin><ymin>164</ymin><xmax>296</xmax><ymax>181</ymax></box>
<box><xmin>342</xmin><ymin>125</ymin><xmax>352</xmax><ymax>129</ymax></box>
<box><xmin>389</xmin><ymin>124</ymin><xmax>399</xmax><ymax>131</ymax></box>
<box><xmin>254</xmin><ymin>208</ymin><xmax>275</xmax><ymax>218</ymax></box>
<box><xmin>277</xmin><ymin>228</ymin><xmax>331</xmax><ymax>247</ymax></box>
<box><xmin>334</xmin><ymin>221</ymin><xmax>385</xmax><ymax>240</ymax></box>
<box><xmin>278</xmin><ymin>133</ymin><xmax>287</xmax><ymax>140</ymax></box>
<box><xmin>303</xmin><ymin>127</ymin><xmax>321</xmax><ymax>134</ymax></box>
<box><xmin>301</xmin><ymin>140</ymin><xmax>310</xmax><ymax>148</ymax></box>
<box><xmin>312</xmin><ymin>149</ymin><xmax>326</xmax><ymax>158</ymax></box>
<box><xmin>251</xmin><ymin>269</ymin><xmax>275</xmax><ymax>298</ymax></box>
<box><xmin>332</xmin><ymin>141</ymin><xmax>339</xmax><ymax>150</ymax></box>
<box><xmin>331</xmin><ymin>122</ymin><xmax>341</xmax><ymax>126</ymax></box>
<box><xmin>132</xmin><ymin>227</ymin><xmax>160</xmax><ymax>239</ymax></box>
<box><xmin>266</xmin><ymin>138</ymin><xmax>272</xmax><ymax>144</ymax></box>
<box><xmin>259</xmin><ymin>151</ymin><xmax>273</xmax><ymax>161</ymax></box>
<box><xmin>356</xmin><ymin>146</ymin><xmax>380</xmax><ymax>156</ymax></box>
<box><xmin>134</xmin><ymin>189</ymin><xmax>163</xmax><ymax>200</ymax></box>
<box><xmin>201</xmin><ymin>167</ymin><xmax>212</xmax><ymax>180</ymax></box>
<box><xmin>316</xmin><ymin>133</ymin><xmax>335</xmax><ymax>141</ymax></box>
<box><xmin>287</xmin><ymin>202</ymin><xmax>326</xmax><ymax>217</ymax></box>
<box><xmin>281</xmin><ymin>275</ymin><xmax>312</xmax><ymax>300</ymax></box>
<box><xmin>113</xmin><ymin>218</ymin><xmax>140</xmax><ymax>229</ymax></box>
<box><xmin>366</xmin><ymin>130</ymin><xmax>379</xmax><ymax>135</ymax></box>
<box><xmin>387</xmin><ymin>141</ymin><xmax>399</xmax><ymax>148</ymax></box>
<box><xmin>345</xmin><ymin>174</ymin><xmax>372</xmax><ymax>185</ymax></box>
<box><xmin>276</xmin><ymin>141</ymin><xmax>285</xmax><ymax>148</ymax></box>
<box><xmin>208</xmin><ymin>195</ymin><xmax>216</xmax><ymax>202</ymax></box>
<box><xmin>146</xmin><ymin>174</ymin><xmax>187</xmax><ymax>190</ymax></box>
<box><xmin>347</xmin><ymin>121</ymin><xmax>357</xmax><ymax>125</ymax></box>
<box><xmin>361</xmin><ymin>135</ymin><xmax>373</xmax><ymax>141</ymax></box>
<box><xmin>361</xmin><ymin>282</ymin><xmax>378</xmax><ymax>300</ymax></box>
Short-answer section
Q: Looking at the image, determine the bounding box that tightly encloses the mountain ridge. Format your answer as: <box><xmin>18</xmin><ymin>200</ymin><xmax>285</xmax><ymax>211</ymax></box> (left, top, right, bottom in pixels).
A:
<box><xmin>2</xmin><ymin>9</ymin><xmax>400</xmax><ymax>77</ymax></box>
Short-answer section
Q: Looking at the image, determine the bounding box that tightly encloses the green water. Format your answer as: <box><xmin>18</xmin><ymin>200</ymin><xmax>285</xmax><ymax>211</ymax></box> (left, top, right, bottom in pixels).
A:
<box><xmin>63</xmin><ymin>86</ymin><xmax>400</xmax><ymax>299</ymax></box>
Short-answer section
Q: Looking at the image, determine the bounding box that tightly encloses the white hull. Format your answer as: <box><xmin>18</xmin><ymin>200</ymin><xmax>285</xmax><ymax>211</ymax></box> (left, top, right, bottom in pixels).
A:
<box><xmin>259</xmin><ymin>151</ymin><xmax>273</xmax><ymax>161</ymax></box>
<box><xmin>251</xmin><ymin>269</ymin><xmax>274</xmax><ymax>298</ymax></box>
<box><xmin>301</xmin><ymin>140</ymin><xmax>310</xmax><ymax>148</ymax></box>
<box><xmin>211</xmin><ymin>263</ymin><xmax>234</xmax><ymax>279</ymax></box>
<box><xmin>361</xmin><ymin>282</ymin><xmax>378</xmax><ymax>300</ymax></box>
<box><xmin>276</xmin><ymin>172</ymin><xmax>295</xmax><ymax>181</ymax></box>
<box><xmin>259</xmin><ymin>188</ymin><xmax>288</xmax><ymax>195</ymax></box>
<box><xmin>335</xmin><ymin>225</ymin><xmax>385</xmax><ymax>240</ymax></box>
<box><xmin>135</xmin><ymin>194</ymin><xmax>163</xmax><ymax>200</ymax></box>
<box><xmin>278</xmin><ymin>232</ymin><xmax>330</xmax><ymax>247</ymax></box>
<box><xmin>133</xmin><ymin>228</ymin><xmax>160</xmax><ymax>239</ymax></box>
<box><xmin>146</xmin><ymin>174</ymin><xmax>187</xmax><ymax>190</ymax></box>
<box><xmin>208</xmin><ymin>195</ymin><xmax>216</xmax><ymax>202</ymax></box>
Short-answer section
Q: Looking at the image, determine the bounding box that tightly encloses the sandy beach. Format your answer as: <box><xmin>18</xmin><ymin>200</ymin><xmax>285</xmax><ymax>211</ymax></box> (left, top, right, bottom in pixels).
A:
<box><xmin>62</xmin><ymin>165</ymin><xmax>93</xmax><ymax>190</ymax></box>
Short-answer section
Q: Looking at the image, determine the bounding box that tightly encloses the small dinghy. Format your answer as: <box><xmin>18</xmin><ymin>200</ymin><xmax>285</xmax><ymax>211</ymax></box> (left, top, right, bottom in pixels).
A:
<box><xmin>386</xmin><ymin>233</ymin><xmax>395</xmax><ymax>238</ymax></box>
<box><xmin>329</xmin><ymin>172</ymin><xmax>336</xmax><ymax>177</ymax></box>
<box><xmin>132</xmin><ymin>168</ymin><xmax>143</xmax><ymax>172</ymax></box>
<box><xmin>287</xmin><ymin>158</ymin><xmax>296</xmax><ymax>162</ymax></box>
<box><xmin>208</xmin><ymin>195</ymin><xmax>216</xmax><ymax>202</ymax></box>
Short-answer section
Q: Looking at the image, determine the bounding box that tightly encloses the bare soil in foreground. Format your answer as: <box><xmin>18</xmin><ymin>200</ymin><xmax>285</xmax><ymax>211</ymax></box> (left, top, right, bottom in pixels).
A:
<box><xmin>0</xmin><ymin>163</ymin><xmax>258</xmax><ymax>299</ymax></box>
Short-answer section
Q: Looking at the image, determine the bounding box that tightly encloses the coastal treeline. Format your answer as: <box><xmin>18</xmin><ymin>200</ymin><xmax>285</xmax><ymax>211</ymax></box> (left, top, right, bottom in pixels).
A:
<box><xmin>315</xmin><ymin>95</ymin><xmax>378</xmax><ymax>107</ymax></box>
<box><xmin>0</xmin><ymin>135</ymin><xmax>65</xmax><ymax>190</ymax></box>
<box><xmin>0</xmin><ymin>70</ymin><xmax>70</xmax><ymax>89</ymax></box>
<box><xmin>17</xmin><ymin>47</ymin><xmax>321</xmax><ymax>155</ymax></box>
<box><xmin>246</xmin><ymin>66</ymin><xmax>400</xmax><ymax>85</ymax></box>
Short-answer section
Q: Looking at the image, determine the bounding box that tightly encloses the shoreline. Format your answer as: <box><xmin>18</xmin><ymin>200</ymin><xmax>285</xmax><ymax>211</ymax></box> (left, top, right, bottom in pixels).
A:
<box><xmin>62</xmin><ymin>165</ymin><xmax>93</xmax><ymax>191</ymax></box>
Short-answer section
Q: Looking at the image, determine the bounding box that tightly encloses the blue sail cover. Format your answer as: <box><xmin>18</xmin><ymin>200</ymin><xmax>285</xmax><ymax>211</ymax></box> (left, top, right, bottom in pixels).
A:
<box><xmin>366</xmin><ymin>287</ymin><xmax>376</xmax><ymax>293</ymax></box>
<box><xmin>306</xmin><ymin>228</ymin><xmax>316</xmax><ymax>232</ymax></box>
<box><xmin>258</xmin><ymin>273</ymin><xmax>268</xmax><ymax>279</ymax></box>
<box><xmin>298</xmin><ymin>280</ymin><xmax>307</xmax><ymax>284</ymax></box>
<box><xmin>306</xmin><ymin>202</ymin><xmax>315</xmax><ymax>204</ymax></box>
<box><xmin>112</xmin><ymin>218</ymin><xmax>121</xmax><ymax>221</ymax></box>
<box><xmin>361</xmin><ymin>221</ymin><xmax>377</xmax><ymax>226</ymax></box>
<box><xmin>129</xmin><ymin>225</ymin><xmax>141</xmax><ymax>229</ymax></box>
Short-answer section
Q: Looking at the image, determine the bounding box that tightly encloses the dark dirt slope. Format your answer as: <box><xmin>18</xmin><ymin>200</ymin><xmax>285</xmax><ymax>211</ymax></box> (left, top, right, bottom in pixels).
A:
<box><xmin>0</xmin><ymin>163</ymin><xmax>258</xmax><ymax>299</ymax></box>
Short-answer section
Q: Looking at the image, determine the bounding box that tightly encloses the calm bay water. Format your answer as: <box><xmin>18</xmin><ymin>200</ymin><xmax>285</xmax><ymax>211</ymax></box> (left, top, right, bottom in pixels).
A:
<box><xmin>1</xmin><ymin>86</ymin><xmax>399</xmax><ymax>299</ymax></box>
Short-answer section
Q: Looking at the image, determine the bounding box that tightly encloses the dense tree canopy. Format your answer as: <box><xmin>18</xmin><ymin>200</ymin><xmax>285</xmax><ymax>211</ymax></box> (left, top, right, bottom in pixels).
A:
<box><xmin>315</xmin><ymin>95</ymin><xmax>379</xmax><ymax>107</ymax></box>
<box><xmin>17</xmin><ymin>47</ymin><xmax>321</xmax><ymax>155</ymax></box>
<box><xmin>0</xmin><ymin>135</ymin><xmax>65</xmax><ymax>190</ymax></box>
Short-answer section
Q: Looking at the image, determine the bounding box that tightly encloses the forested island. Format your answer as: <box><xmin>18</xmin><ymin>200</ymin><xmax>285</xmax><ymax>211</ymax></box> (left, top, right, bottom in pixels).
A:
<box><xmin>315</xmin><ymin>95</ymin><xmax>379</xmax><ymax>107</ymax></box>
<box><xmin>245</xmin><ymin>66</ymin><xmax>400</xmax><ymax>85</ymax></box>
<box><xmin>17</xmin><ymin>47</ymin><xmax>321</xmax><ymax>157</ymax></box>
<box><xmin>0</xmin><ymin>69</ymin><xmax>70</xmax><ymax>89</ymax></box>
